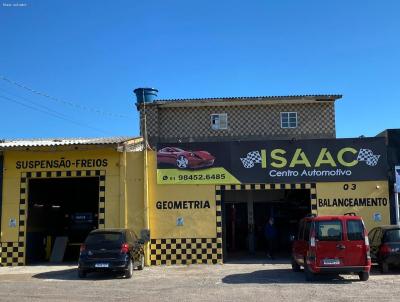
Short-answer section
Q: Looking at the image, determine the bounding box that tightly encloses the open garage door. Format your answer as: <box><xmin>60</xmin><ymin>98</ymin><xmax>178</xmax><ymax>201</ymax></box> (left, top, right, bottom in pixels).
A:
<box><xmin>223</xmin><ymin>188</ymin><xmax>310</xmax><ymax>261</ymax></box>
<box><xmin>26</xmin><ymin>177</ymin><xmax>99</xmax><ymax>264</ymax></box>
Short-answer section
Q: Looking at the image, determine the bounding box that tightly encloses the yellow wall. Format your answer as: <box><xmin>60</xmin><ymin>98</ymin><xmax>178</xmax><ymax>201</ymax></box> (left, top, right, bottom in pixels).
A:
<box><xmin>146</xmin><ymin>151</ymin><xmax>223</xmax><ymax>265</ymax></box>
<box><xmin>0</xmin><ymin>147</ymin><xmax>393</xmax><ymax>266</ymax></box>
<box><xmin>1</xmin><ymin>148</ymin><xmax>121</xmax><ymax>242</ymax></box>
<box><xmin>147</xmin><ymin>151</ymin><xmax>216</xmax><ymax>239</ymax></box>
<box><xmin>126</xmin><ymin>151</ymin><xmax>145</xmax><ymax>235</ymax></box>
<box><xmin>149</xmin><ymin>184</ymin><xmax>216</xmax><ymax>238</ymax></box>
<box><xmin>316</xmin><ymin>181</ymin><xmax>390</xmax><ymax>231</ymax></box>
<box><xmin>0</xmin><ymin>147</ymin><xmax>150</xmax><ymax>266</ymax></box>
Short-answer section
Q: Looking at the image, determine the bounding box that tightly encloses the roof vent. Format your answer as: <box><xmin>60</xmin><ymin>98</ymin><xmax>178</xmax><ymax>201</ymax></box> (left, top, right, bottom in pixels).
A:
<box><xmin>134</xmin><ymin>88</ymin><xmax>158</xmax><ymax>104</ymax></box>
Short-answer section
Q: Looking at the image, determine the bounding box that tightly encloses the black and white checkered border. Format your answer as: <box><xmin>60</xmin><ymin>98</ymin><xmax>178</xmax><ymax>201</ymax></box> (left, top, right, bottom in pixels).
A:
<box><xmin>150</xmin><ymin>189</ymin><xmax>223</xmax><ymax>266</ymax></box>
<box><xmin>0</xmin><ymin>242</ymin><xmax>24</xmax><ymax>266</ymax></box>
<box><xmin>216</xmin><ymin>183</ymin><xmax>317</xmax><ymax>214</ymax></box>
<box><xmin>149</xmin><ymin>238</ymin><xmax>222</xmax><ymax>265</ymax></box>
<box><xmin>0</xmin><ymin>170</ymin><xmax>106</xmax><ymax>267</ymax></box>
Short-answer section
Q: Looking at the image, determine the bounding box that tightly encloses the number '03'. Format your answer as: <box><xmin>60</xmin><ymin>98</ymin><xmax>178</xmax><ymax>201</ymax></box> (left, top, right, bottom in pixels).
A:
<box><xmin>343</xmin><ymin>184</ymin><xmax>357</xmax><ymax>190</ymax></box>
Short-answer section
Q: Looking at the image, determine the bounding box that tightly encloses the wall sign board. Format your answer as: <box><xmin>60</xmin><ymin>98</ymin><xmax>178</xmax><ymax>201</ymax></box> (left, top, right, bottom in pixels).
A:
<box><xmin>157</xmin><ymin>138</ymin><xmax>387</xmax><ymax>184</ymax></box>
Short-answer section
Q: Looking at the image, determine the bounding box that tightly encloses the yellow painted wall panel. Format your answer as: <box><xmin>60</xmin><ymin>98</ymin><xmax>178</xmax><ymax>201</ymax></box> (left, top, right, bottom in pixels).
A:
<box><xmin>148</xmin><ymin>150</ymin><xmax>216</xmax><ymax>239</ymax></box>
<box><xmin>2</xmin><ymin>177</ymin><xmax>19</xmax><ymax>204</ymax></box>
<box><xmin>126</xmin><ymin>152</ymin><xmax>145</xmax><ymax>235</ymax></box>
<box><xmin>316</xmin><ymin>181</ymin><xmax>390</xmax><ymax>231</ymax></box>
<box><xmin>1</xmin><ymin>204</ymin><xmax>20</xmax><ymax>241</ymax></box>
<box><xmin>149</xmin><ymin>184</ymin><xmax>216</xmax><ymax>238</ymax></box>
<box><xmin>1</xmin><ymin>176</ymin><xmax>20</xmax><ymax>240</ymax></box>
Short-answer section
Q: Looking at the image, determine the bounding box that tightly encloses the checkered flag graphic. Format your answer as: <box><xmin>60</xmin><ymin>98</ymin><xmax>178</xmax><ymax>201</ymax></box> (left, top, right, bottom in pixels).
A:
<box><xmin>357</xmin><ymin>149</ymin><xmax>380</xmax><ymax>166</ymax></box>
<box><xmin>240</xmin><ymin>151</ymin><xmax>262</xmax><ymax>169</ymax></box>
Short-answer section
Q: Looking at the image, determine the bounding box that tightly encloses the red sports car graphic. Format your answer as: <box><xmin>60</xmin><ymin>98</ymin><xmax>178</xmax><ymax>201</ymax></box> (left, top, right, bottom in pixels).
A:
<box><xmin>157</xmin><ymin>147</ymin><xmax>215</xmax><ymax>169</ymax></box>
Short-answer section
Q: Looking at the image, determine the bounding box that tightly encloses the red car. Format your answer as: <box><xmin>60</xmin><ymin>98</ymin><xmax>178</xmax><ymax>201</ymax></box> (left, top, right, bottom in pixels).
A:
<box><xmin>291</xmin><ymin>214</ymin><xmax>371</xmax><ymax>281</ymax></box>
<box><xmin>157</xmin><ymin>147</ymin><xmax>215</xmax><ymax>169</ymax></box>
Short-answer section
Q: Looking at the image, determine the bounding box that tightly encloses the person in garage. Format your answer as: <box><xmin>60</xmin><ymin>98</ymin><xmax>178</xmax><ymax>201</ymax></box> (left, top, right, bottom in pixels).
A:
<box><xmin>264</xmin><ymin>217</ymin><xmax>277</xmax><ymax>259</ymax></box>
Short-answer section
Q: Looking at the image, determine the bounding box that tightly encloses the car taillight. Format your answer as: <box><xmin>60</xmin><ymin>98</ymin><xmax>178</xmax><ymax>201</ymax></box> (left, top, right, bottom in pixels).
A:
<box><xmin>121</xmin><ymin>243</ymin><xmax>129</xmax><ymax>253</ymax></box>
<box><xmin>364</xmin><ymin>235</ymin><xmax>369</xmax><ymax>246</ymax></box>
<box><xmin>364</xmin><ymin>235</ymin><xmax>371</xmax><ymax>260</ymax></box>
<box><xmin>80</xmin><ymin>244</ymin><xmax>86</xmax><ymax>253</ymax></box>
<box><xmin>380</xmin><ymin>244</ymin><xmax>392</xmax><ymax>256</ymax></box>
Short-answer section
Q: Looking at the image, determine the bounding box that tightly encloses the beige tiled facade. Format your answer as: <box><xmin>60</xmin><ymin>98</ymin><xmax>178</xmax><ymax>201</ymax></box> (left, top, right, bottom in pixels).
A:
<box><xmin>139</xmin><ymin>98</ymin><xmax>337</xmax><ymax>145</ymax></box>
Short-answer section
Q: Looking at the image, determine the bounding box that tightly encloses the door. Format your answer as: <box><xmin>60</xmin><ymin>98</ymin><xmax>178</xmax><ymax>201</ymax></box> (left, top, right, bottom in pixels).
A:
<box><xmin>344</xmin><ymin>219</ymin><xmax>367</xmax><ymax>266</ymax></box>
<box><xmin>292</xmin><ymin>220</ymin><xmax>305</xmax><ymax>263</ymax></box>
<box><xmin>315</xmin><ymin>219</ymin><xmax>347</xmax><ymax>266</ymax></box>
<box><xmin>293</xmin><ymin>219</ymin><xmax>311</xmax><ymax>265</ymax></box>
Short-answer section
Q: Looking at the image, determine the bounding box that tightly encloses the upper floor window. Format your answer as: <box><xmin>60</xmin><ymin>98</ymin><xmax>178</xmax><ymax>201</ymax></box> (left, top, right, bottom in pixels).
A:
<box><xmin>280</xmin><ymin>112</ymin><xmax>297</xmax><ymax>128</ymax></box>
<box><xmin>211</xmin><ymin>113</ymin><xmax>228</xmax><ymax>130</ymax></box>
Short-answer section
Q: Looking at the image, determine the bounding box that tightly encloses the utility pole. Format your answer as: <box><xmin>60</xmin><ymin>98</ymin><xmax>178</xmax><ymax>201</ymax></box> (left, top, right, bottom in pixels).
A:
<box><xmin>142</xmin><ymin>89</ymin><xmax>150</xmax><ymax>266</ymax></box>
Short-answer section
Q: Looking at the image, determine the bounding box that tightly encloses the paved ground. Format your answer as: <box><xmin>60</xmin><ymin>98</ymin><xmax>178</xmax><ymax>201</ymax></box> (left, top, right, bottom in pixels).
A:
<box><xmin>0</xmin><ymin>260</ymin><xmax>400</xmax><ymax>302</ymax></box>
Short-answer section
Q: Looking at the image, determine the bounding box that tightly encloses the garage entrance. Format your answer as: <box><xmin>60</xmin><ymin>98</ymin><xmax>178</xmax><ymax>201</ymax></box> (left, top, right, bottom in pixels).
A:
<box><xmin>26</xmin><ymin>177</ymin><xmax>99</xmax><ymax>264</ymax></box>
<box><xmin>222</xmin><ymin>187</ymin><xmax>310</xmax><ymax>261</ymax></box>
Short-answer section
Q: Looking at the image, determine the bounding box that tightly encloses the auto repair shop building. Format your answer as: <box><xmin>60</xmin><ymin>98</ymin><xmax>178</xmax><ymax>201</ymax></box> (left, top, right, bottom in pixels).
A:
<box><xmin>0</xmin><ymin>93</ymin><xmax>392</xmax><ymax>266</ymax></box>
<box><xmin>0</xmin><ymin>137</ymin><xmax>145</xmax><ymax>266</ymax></box>
<box><xmin>137</xmin><ymin>91</ymin><xmax>391</xmax><ymax>265</ymax></box>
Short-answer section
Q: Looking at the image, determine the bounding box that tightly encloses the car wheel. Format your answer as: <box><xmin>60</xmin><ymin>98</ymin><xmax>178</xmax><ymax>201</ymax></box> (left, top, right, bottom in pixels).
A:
<box><xmin>125</xmin><ymin>258</ymin><xmax>133</xmax><ymax>279</ymax></box>
<box><xmin>137</xmin><ymin>254</ymin><xmax>145</xmax><ymax>270</ymax></box>
<box><xmin>291</xmin><ymin>258</ymin><xmax>301</xmax><ymax>272</ymax></box>
<box><xmin>176</xmin><ymin>156</ymin><xmax>188</xmax><ymax>169</ymax></box>
<box><xmin>78</xmin><ymin>269</ymin><xmax>87</xmax><ymax>278</ymax></box>
<box><xmin>358</xmin><ymin>271</ymin><xmax>369</xmax><ymax>281</ymax></box>
<box><xmin>304</xmin><ymin>262</ymin><xmax>315</xmax><ymax>282</ymax></box>
<box><xmin>380</xmin><ymin>261</ymin><xmax>389</xmax><ymax>274</ymax></box>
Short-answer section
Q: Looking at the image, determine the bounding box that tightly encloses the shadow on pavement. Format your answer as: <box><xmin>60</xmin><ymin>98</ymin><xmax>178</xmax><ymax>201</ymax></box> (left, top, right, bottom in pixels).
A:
<box><xmin>224</xmin><ymin>257</ymin><xmax>291</xmax><ymax>265</ymax></box>
<box><xmin>370</xmin><ymin>264</ymin><xmax>400</xmax><ymax>275</ymax></box>
<box><xmin>222</xmin><ymin>268</ymin><xmax>360</xmax><ymax>284</ymax></box>
<box><xmin>33</xmin><ymin>268</ymin><xmax>127</xmax><ymax>281</ymax></box>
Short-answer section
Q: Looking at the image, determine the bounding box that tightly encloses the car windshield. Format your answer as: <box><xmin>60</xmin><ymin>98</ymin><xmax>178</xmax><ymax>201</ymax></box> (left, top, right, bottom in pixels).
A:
<box><xmin>316</xmin><ymin>220</ymin><xmax>342</xmax><ymax>241</ymax></box>
<box><xmin>347</xmin><ymin>220</ymin><xmax>364</xmax><ymax>241</ymax></box>
<box><xmin>85</xmin><ymin>232</ymin><xmax>123</xmax><ymax>249</ymax></box>
<box><xmin>384</xmin><ymin>229</ymin><xmax>400</xmax><ymax>242</ymax></box>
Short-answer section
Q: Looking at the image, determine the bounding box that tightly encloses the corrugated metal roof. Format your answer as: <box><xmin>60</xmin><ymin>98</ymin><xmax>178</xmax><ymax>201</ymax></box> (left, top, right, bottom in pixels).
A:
<box><xmin>0</xmin><ymin>136</ymin><xmax>141</xmax><ymax>148</ymax></box>
<box><xmin>146</xmin><ymin>94</ymin><xmax>342</xmax><ymax>104</ymax></box>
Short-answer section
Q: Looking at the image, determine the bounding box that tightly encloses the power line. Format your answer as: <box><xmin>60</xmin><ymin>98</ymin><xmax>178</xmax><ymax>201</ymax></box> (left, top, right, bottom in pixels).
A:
<box><xmin>0</xmin><ymin>94</ymin><xmax>110</xmax><ymax>135</ymax></box>
<box><xmin>0</xmin><ymin>75</ymin><xmax>129</xmax><ymax>119</ymax></box>
<box><xmin>0</xmin><ymin>87</ymin><xmax>73</xmax><ymax>121</ymax></box>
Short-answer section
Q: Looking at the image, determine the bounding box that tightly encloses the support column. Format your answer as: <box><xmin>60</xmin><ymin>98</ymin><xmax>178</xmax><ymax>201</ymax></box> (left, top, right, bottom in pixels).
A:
<box><xmin>119</xmin><ymin>151</ymin><xmax>128</xmax><ymax>228</ymax></box>
<box><xmin>247</xmin><ymin>191</ymin><xmax>255</xmax><ymax>254</ymax></box>
<box><xmin>143</xmin><ymin>148</ymin><xmax>150</xmax><ymax>265</ymax></box>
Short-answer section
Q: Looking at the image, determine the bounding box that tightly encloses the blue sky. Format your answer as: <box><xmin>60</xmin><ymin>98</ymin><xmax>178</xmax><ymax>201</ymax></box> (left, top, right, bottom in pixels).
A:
<box><xmin>0</xmin><ymin>0</ymin><xmax>399</xmax><ymax>139</ymax></box>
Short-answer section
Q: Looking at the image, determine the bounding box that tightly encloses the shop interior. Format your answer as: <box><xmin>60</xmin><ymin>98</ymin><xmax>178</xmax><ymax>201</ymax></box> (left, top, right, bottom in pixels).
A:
<box><xmin>26</xmin><ymin>177</ymin><xmax>99</xmax><ymax>264</ymax></box>
<box><xmin>222</xmin><ymin>188</ymin><xmax>310</xmax><ymax>261</ymax></box>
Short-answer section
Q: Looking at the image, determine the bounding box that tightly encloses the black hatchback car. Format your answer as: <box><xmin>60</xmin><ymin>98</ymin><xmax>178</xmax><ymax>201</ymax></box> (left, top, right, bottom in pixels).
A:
<box><xmin>78</xmin><ymin>229</ymin><xmax>145</xmax><ymax>278</ymax></box>
<box><xmin>368</xmin><ymin>225</ymin><xmax>400</xmax><ymax>273</ymax></box>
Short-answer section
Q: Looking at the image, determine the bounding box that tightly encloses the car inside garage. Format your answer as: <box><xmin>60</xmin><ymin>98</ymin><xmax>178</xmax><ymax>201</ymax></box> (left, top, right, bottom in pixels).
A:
<box><xmin>26</xmin><ymin>177</ymin><xmax>99</xmax><ymax>264</ymax></box>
